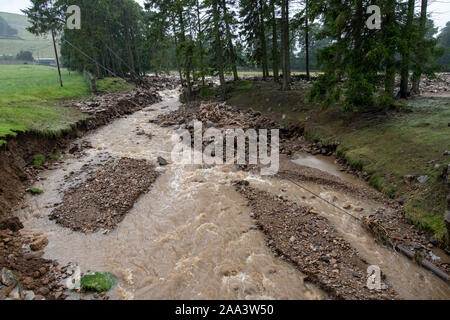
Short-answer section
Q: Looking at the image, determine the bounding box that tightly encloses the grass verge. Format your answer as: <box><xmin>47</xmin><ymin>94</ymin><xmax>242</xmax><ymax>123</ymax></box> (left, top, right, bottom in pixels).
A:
<box><xmin>96</xmin><ymin>77</ymin><xmax>133</xmax><ymax>94</ymax></box>
<box><xmin>0</xmin><ymin>65</ymin><xmax>90</xmax><ymax>142</ymax></box>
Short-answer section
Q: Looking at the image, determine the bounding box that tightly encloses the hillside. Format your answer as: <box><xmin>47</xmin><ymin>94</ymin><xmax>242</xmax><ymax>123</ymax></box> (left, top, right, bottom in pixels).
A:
<box><xmin>0</xmin><ymin>12</ymin><xmax>54</xmax><ymax>58</ymax></box>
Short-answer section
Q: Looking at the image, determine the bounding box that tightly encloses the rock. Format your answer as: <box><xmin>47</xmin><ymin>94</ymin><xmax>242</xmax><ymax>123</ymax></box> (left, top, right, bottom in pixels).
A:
<box><xmin>0</xmin><ymin>217</ymin><xmax>23</xmax><ymax>232</ymax></box>
<box><xmin>428</xmin><ymin>251</ymin><xmax>441</xmax><ymax>263</ymax></box>
<box><xmin>343</xmin><ymin>204</ymin><xmax>352</xmax><ymax>210</ymax></box>
<box><xmin>444</xmin><ymin>151</ymin><xmax>450</xmax><ymax>156</ymax></box>
<box><xmin>80</xmin><ymin>272</ymin><xmax>115</xmax><ymax>293</ymax></box>
<box><xmin>24</xmin><ymin>251</ymin><xmax>44</xmax><ymax>260</ymax></box>
<box><xmin>9</xmin><ymin>286</ymin><xmax>21</xmax><ymax>299</ymax></box>
<box><xmin>417</xmin><ymin>176</ymin><xmax>430</xmax><ymax>184</ymax></box>
<box><xmin>1</xmin><ymin>268</ymin><xmax>18</xmax><ymax>287</ymax></box>
<box><xmin>38</xmin><ymin>287</ymin><xmax>49</xmax><ymax>296</ymax></box>
<box><xmin>22</xmin><ymin>277</ymin><xmax>34</xmax><ymax>286</ymax></box>
<box><xmin>289</xmin><ymin>236</ymin><xmax>296</xmax><ymax>243</ymax></box>
<box><xmin>23</xmin><ymin>290</ymin><xmax>35</xmax><ymax>301</ymax></box>
<box><xmin>157</xmin><ymin>156</ymin><xmax>168</xmax><ymax>166</ymax></box>
<box><xmin>30</xmin><ymin>237</ymin><xmax>48</xmax><ymax>251</ymax></box>
<box><xmin>403</xmin><ymin>175</ymin><xmax>416</xmax><ymax>184</ymax></box>
<box><xmin>33</xmin><ymin>295</ymin><xmax>46</xmax><ymax>300</ymax></box>
<box><xmin>69</xmin><ymin>144</ymin><xmax>82</xmax><ymax>154</ymax></box>
<box><xmin>429</xmin><ymin>237</ymin><xmax>438</xmax><ymax>246</ymax></box>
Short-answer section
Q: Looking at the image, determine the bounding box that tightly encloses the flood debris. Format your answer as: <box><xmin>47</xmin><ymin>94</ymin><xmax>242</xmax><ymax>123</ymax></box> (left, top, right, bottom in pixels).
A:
<box><xmin>361</xmin><ymin>212</ymin><xmax>450</xmax><ymax>275</ymax></box>
<box><xmin>0</xmin><ymin>229</ymin><xmax>68</xmax><ymax>300</ymax></box>
<box><xmin>50</xmin><ymin>157</ymin><xmax>159</xmax><ymax>233</ymax></box>
<box><xmin>234</xmin><ymin>181</ymin><xmax>399</xmax><ymax>300</ymax></box>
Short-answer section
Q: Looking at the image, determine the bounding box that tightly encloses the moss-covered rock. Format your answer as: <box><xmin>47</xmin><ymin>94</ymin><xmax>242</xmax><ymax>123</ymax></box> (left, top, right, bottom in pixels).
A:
<box><xmin>26</xmin><ymin>188</ymin><xmax>44</xmax><ymax>195</ymax></box>
<box><xmin>80</xmin><ymin>272</ymin><xmax>115</xmax><ymax>293</ymax></box>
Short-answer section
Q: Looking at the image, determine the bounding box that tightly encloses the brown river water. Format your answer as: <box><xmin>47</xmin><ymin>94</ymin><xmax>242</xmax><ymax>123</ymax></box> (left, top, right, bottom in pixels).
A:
<box><xmin>14</xmin><ymin>90</ymin><xmax>450</xmax><ymax>300</ymax></box>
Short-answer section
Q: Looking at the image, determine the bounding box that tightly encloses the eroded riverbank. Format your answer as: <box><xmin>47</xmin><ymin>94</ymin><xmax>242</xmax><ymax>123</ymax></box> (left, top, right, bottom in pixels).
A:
<box><xmin>6</xmin><ymin>89</ymin><xmax>450</xmax><ymax>300</ymax></box>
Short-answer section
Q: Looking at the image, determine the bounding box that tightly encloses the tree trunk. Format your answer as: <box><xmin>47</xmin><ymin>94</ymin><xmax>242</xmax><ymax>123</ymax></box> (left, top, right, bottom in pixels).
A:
<box><xmin>383</xmin><ymin>1</ymin><xmax>396</xmax><ymax>98</ymax></box>
<box><xmin>400</xmin><ymin>0</ymin><xmax>415</xmax><ymax>98</ymax></box>
<box><xmin>213</xmin><ymin>0</ymin><xmax>226</xmax><ymax>99</ymax></box>
<box><xmin>412</xmin><ymin>0</ymin><xmax>428</xmax><ymax>94</ymax></box>
<box><xmin>178</xmin><ymin>8</ymin><xmax>192</xmax><ymax>100</ymax></box>
<box><xmin>281</xmin><ymin>0</ymin><xmax>290</xmax><ymax>90</ymax></box>
<box><xmin>221</xmin><ymin>0</ymin><xmax>239</xmax><ymax>81</ymax></box>
<box><xmin>271</xmin><ymin>0</ymin><xmax>279</xmax><ymax>82</ymax></box>
<box><xmin>172</xmin><ymin>19</ymin><xmax>184</xmax><ymax>87</ymax></box>
<box><xmin>196</xmin><ymin>0</ymin><xmax>206</xmax><ymax>86</ymax></box>
<box><xmin>51</xmin><ymin>30</ymin><xmax>63</xmax><ymax>87</ymax></box>
<box><xmin>305</xmin><ymin>1</ymin><xmax>310</xmax><ymax>81</ymax></box>
<box><xmin>258</xmin><ymin>0</ymin><xmax>269</xmax><ymax>79</ymax></box>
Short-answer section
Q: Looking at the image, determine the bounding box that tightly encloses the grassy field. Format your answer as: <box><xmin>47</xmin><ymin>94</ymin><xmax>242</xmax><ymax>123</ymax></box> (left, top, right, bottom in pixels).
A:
<box><xmin>226</xmin><ymin>81</ymin><xmax>450</xmax><ymax>245</ymax></box>
<box><xmin>96</xmin><ymin>77</ymin><xmax>134</xmax><ymax>94</ymax></box>
<box><xmin>0</xmin><ymin>12</ymin><xmax>55</xmax><ymax>57</ymax></box>
<box><xmin>0</xmin><ymin>65</ymin><xmax>90</xmax><ymax>146</ymax></box>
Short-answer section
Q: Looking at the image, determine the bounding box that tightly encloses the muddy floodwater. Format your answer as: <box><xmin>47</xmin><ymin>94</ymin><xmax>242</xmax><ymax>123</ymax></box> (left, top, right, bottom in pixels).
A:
<box><xmin>14</xmin><ymin>90</ymin><xmax>450</xmax><ymax>300</ymax></box>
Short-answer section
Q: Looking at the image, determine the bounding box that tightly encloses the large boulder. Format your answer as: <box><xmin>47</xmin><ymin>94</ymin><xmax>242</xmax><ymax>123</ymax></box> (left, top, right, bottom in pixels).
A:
<box><xmin>80</xmin><ymin>272</ymin><xmax>115</xmax><ymax>293</ymax></box>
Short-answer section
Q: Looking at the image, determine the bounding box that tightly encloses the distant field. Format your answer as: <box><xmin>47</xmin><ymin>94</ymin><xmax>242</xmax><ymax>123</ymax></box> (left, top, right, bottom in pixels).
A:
<box><xmin>0</xmin><ymin>65</ymin><xmax>90</xmax><ymax>145</ymax></box>
<box><xmin>0</xmin><ymin>12</ymin><xmax>54</xmax><ymax>57</ymax></box>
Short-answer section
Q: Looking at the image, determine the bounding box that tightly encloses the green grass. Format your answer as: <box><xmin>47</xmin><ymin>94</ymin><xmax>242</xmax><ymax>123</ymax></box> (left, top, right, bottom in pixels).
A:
<box><xmin>96</xmin><ymin>77</ymin><xmax>133</xmax><ymax>93</ymax></box>
<box><xmin>33</xmin><ymin>154</ymin><xmax>45</xmax><ymax>168</ymax></box>
<box><xmin>199</xmin><ymin>85</ymin><xmax>215</xmax><ymax>99</ymax></box>
<box><xmin>48</xmin><ymin>153</ymin><xmax>61</xmax><ymax>160</ymax></box>
<box><xmin>0</xmin><ymin>65</ymin><xmax>90</xmax><ymax>142</ymax></box>
<box><xmin>0</xmin><ymin>65</ymin><xmax>89</xmax><ymax>104</ymax></box>
<box><xmin>226</xmin><ymin>81</ymin><xmax>450</xmax><ymax>245</ymax></box>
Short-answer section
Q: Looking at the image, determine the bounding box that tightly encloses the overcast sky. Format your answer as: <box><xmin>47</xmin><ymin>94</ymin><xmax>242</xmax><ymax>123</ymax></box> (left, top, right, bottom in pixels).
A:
<box><xmin>1</xmin><ymin>0</ymin><xmax>449</xmax><ymax>31</ymax></box>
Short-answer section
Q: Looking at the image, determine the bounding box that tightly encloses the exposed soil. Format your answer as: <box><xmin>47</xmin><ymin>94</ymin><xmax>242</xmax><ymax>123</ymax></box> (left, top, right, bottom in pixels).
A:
<box><xmin>49</xmin><ymin>157</ymin><xmax>159</xmax><ymax>234</ymax></box>
<box><xmin>234</xmin><ymin>180</ymin><xmax>399</xmax><ymax>300</ymax></box>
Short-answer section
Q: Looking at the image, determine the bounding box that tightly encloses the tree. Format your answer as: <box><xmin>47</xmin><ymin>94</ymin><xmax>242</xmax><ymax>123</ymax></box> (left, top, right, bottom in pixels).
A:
<box><xmin>23</xmin><ymin>0</ymin><xmax>65</xmax><ymax>87</ymax></box>
<box><xmin>221</xmin><ymin>0</ymin><xmax>239</xmax><ymax>81</ymax></box>
<box><xmin>60</xmin><ymin>0</ymin><xmax>146</xmax><ymax>79</ymax></box>
<box><xmin>240</xmin><ymin>0</ymin><xmax>269</xmax><ymax>79</ymax></box>
<box><xmin>411</xmin><ymin>0</ymin><xmax>428</xmax><ymax>94</ymax></box>
<box><xmin>399</xmin><ymin>0</ymin><xmax>415</xmax><ymax>98</ymax></box>
<box><xmin>281</xmin><ymin>0</ymin><xmax>290</xmax><ymax>90</ymax></box>
<box><xmin>16</xmin><ymin>51</ymin><xmax>34</xmax><ymax>61</ymax></box>
<box><xmin>212</xmin><ymin>0</ymin><xmax>226</xmax><ymax>98</ymax></box>
<box><xmin>310</xmin><ymin>0</ymin><xmax>382</xmax><ymax>110</ymax></box>
<box><xmin>436</xmin><ymin>22</ymin><xmax>450</xmax><ymax>71</ymax></box>
<box><xmin>270</xmin><ymin>0</ymin><xmax>279</xmax><ymax>82</ymax></box>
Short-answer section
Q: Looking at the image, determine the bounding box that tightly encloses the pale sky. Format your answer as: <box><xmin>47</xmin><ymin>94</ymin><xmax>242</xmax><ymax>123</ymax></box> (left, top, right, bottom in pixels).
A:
<box><xmin>0</xmin><ymin>0</ymin><xmax>449</xmax><ymax>31</ymax></box>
